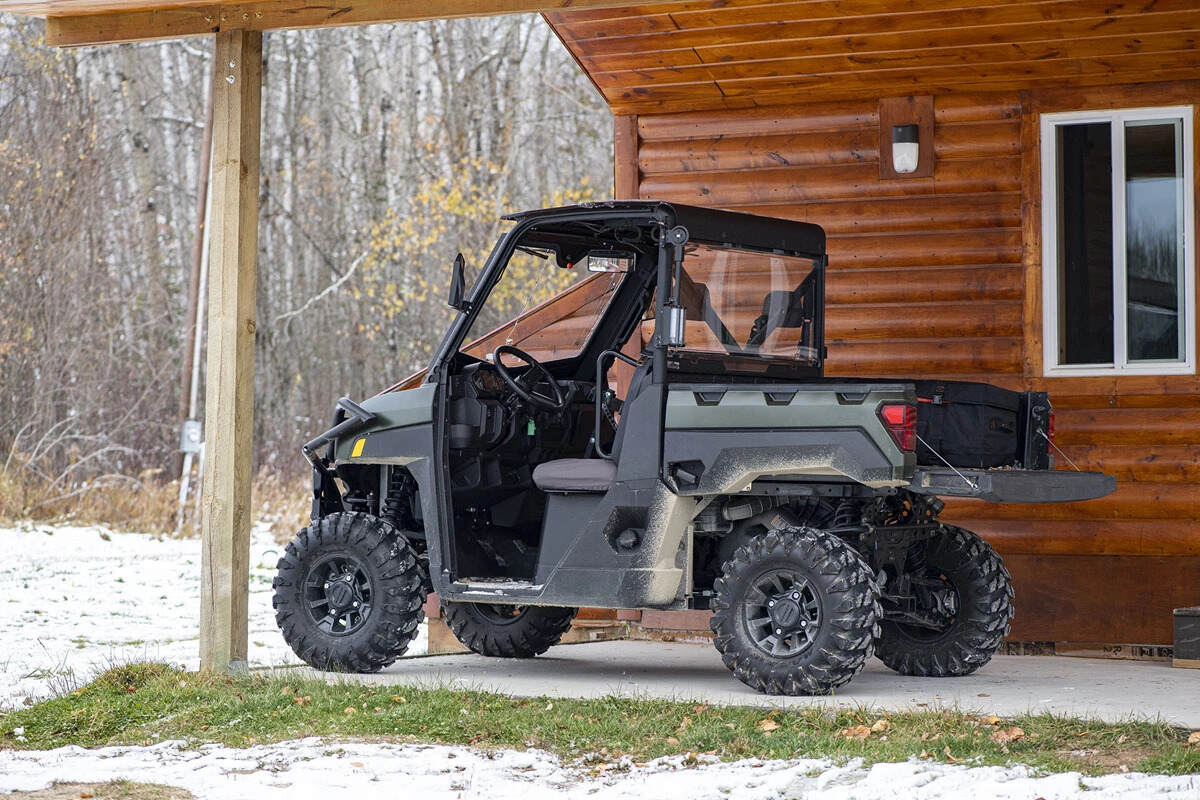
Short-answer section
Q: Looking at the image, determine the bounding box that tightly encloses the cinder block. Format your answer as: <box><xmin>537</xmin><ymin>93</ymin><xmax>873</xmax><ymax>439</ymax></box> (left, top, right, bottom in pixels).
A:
<box><xmin>1174</xmin><ymin>607</ymin><xmax>1200</xmax><ymax>669</ymax></box>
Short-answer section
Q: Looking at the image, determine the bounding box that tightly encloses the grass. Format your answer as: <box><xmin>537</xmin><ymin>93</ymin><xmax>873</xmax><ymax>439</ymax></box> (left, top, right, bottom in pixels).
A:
<box><xmin>1</xmin><ymin>662</ymin><xmax>1197</xmax><ymax>777</ymax></box>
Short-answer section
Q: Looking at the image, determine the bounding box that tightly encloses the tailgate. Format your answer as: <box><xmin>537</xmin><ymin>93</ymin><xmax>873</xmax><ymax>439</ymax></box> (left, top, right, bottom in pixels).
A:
<box><xmin>908</xmin><ymin>467</ymin><xmax>1115</xmax><ymax>503</ymax></box>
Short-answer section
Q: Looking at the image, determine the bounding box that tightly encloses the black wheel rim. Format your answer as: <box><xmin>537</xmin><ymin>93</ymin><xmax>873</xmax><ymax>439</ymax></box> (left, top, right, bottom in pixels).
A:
<box><xmin>473</xmin><ymin>604</ymin><xmax>526</xmax><ymax>625</ymax></box>
<box><xmin>743</xmin><ymin>568</ymin><xmax>821</xmax><ymax>658</ymax></box>
<box><xmin>303</xmin><ymin>553</ymin><xmax>374</xmax><ymax>637</ymax></box>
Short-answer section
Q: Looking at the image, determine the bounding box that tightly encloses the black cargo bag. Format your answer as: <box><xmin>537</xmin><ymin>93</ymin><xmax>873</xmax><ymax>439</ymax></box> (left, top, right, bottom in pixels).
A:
<box><xmin>914</xmin><ymin>380</ymin><xmax>1020</xmax><ymax>469</ymax></box>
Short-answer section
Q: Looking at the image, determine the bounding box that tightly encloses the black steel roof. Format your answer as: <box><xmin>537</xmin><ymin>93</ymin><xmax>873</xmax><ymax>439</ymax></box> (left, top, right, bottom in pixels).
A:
<box><xmin>503</xmin><ymin>200</ymin><xmax>826</xmax><ymax>258</ymax></box>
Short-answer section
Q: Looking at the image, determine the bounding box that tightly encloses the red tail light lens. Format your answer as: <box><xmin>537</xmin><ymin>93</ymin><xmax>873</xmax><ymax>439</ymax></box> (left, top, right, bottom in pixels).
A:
<box><xmin>879</xmin><ymin>403</ymin><xmax>917</xmax><ymax>452</ymax></box>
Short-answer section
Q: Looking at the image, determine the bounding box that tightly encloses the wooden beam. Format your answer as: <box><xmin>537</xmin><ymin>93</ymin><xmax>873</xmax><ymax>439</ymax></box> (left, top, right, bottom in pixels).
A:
<box><xmin>613</xmin><ymin>114</ymin><xmax>639</xmax><ymax>200</ymax></box>
<box><xmin>199</xmin><ymin>27</ymin><xmax>261</xmax><ymax>674</ymax></box>
<box><xmin>42</xmin><ymin>0</ymin><xmax>680</xmax><ymax>46</ymax></box>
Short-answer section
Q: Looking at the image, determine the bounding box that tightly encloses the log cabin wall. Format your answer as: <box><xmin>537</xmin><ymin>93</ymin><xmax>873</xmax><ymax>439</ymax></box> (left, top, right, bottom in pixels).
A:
<box><xmin>546</xmin><ymin>0</ymin><xmax>1200</xmax><ymax>646</ymax></box>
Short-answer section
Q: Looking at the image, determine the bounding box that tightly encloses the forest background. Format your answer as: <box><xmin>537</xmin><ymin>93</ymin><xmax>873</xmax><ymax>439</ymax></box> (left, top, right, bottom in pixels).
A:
<box><xmin>0</xmin><ymin>14</ymin><xmax>613</xmax><ymax>530</ymax></box>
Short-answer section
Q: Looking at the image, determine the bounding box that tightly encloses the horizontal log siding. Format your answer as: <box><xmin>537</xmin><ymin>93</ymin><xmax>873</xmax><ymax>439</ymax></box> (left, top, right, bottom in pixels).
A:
<box><xmin>624</xmin><ymin>90</ymin><xmax>1200</xmax><ymax>644</ymax></box>
<box><xmin>636</xmin><ymin>93</ymin><xmax>1024</xmax><ymax>382</ymax></box>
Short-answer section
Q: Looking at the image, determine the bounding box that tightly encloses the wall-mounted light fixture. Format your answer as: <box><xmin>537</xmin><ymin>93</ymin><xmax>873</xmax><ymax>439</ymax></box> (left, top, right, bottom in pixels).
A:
<box><xmin>879</xmin><ymin>96</ymin><xmax>934</xmax><ymax>180</ymax></box>
<box><xmin>892</xmin><ymin>124</ymin><xmax>920</xmax><ymax>174</ymax></box>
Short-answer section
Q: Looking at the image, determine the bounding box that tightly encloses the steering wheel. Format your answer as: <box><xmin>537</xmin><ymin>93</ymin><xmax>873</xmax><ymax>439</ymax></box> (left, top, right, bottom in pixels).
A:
<box><xmin>492</xmin><ymin>345</ymin><xmax>568</xmax><ymax>412</ymax></box>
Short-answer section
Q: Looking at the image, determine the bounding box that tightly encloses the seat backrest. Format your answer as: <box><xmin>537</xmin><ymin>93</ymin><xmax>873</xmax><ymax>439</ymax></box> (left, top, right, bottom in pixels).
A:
<box><xmin>611</xmin><ymin>360</ymin><xmax>653</xmax><ymax>462</ymax></box>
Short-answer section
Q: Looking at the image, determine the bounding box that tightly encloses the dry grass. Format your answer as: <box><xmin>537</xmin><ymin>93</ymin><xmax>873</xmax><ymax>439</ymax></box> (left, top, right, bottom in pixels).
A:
<box><xmin>0</xmin><ymin>464</ymin><xmax>308</xmax><ymax>540</ymax></box>
<box><xmin>5</xmin><ymin>782</ymin><xmax>193</xmax><ymax>800</ymax></box>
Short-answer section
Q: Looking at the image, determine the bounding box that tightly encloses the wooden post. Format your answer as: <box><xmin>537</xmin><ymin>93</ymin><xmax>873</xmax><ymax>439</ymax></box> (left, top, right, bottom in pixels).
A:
<box><xmin>200</xmin><ymin>28</ymin><xmax>262</xmax><ymax>674</ymax></box>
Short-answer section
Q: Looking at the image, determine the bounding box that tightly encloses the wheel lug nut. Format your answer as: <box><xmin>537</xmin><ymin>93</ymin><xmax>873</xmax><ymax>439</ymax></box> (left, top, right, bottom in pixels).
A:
<box><xmin>352</xmin><ymin>602</ymin><xmax>359</xmax><ymax>608</ymax></box>
<box><xmin>768</xmin><ymin>600</ymin><xmax>775</xmax><ymax>607</ymax></box>
<box><xmin>791</xmin><ymin>592</ymin><xmax>799</xmax><ymax>600</ymax></box>
<box><xmin>775</xmin><ymin>628</ymin><xmax>782</xmax><ymax>635</ymax></box>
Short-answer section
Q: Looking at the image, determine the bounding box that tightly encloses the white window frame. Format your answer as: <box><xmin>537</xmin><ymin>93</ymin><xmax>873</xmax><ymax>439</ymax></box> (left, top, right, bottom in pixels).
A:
<box><xmin>1041</xmin><ymin>105</ymin><xmax>1196</xmax><ymax>377</ymax></box>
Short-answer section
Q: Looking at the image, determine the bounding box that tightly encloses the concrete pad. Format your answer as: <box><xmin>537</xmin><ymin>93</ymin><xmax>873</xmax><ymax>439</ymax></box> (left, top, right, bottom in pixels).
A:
<box><xmin>292</xmin><ymin>639</ymin><xmax>1200</xmax><ymax>728</ymax></box>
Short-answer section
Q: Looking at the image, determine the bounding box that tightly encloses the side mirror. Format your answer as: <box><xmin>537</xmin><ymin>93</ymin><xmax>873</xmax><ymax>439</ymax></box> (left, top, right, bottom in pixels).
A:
<box><xmin>447</xmin><ymin>253</ymin><xmax>467</xmax><ymax>311</ymax></box>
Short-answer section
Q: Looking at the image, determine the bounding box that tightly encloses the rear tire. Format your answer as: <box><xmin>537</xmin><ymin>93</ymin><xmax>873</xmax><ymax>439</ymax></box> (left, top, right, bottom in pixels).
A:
<box><xmin>443</xmin><ymin>602</ymin><xmax>576</xmax><ymax>658</ymax></box>
<box><xmin>875</xmin><ymin>525</ymin><xmax>1013</xmax><ymax>677</ymax></box>
<box><xmin>710</xmin><ymin>527</ymin><xmax>880</xmax><ymax>696</ymax></box>
<box><xmin>273</xmin><ymin>512</ymin><xmax>426</xmax><ymax>673</ymax></box>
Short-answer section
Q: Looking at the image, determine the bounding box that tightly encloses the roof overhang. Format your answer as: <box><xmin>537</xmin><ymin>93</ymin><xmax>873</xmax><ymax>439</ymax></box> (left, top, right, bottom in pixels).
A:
<box><xmin>0</xmin><ymin>0</ymin><xmax>679</xmax><ymax>47</ymax></box>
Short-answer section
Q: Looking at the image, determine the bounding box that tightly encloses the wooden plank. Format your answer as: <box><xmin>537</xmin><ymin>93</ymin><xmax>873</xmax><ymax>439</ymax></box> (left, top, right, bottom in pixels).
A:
<box><xmin>964</xmin><ymin>520</ymin><xmax>1200</xmax><ymax>557</ymax></box>
<box><xmin>39</xmin><ymin>0</ymin><xmax>683</xmax><ymax>46</ymax></box>
<box><xmin>826</xmin><ymin>264</ymin><xmax>1023</xmax><ymax>304</ymax></box>
<box><xmin>199</xmin><ymin>28</ymin><xmax>261</xmax><ymax>674</ymax></box>
<box><xmin>824</xmin><ymin>336</ymin><xmax>1023</xmax><ymax>375</ymax></box>
<box><xmin>638</xmin><ymin>157</ymin><xmax>1020</xmax><ymax>206</ymax></box>
<box><xmin>946</xmin><ymin>482</ymin><xmax>1200</xmax><ymax>521</ymax></box>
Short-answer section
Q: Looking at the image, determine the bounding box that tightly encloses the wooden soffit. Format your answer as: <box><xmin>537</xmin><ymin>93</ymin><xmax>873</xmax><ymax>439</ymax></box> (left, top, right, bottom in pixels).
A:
<box><xmin>545</xmin><ymin>0</ymin><xmax>1200</xmax><ymax>114</ymax></box>
<box><xmin>0</xmin><ymin>0</ymin><xmax>681</xmax><ymax>47</ymax></box>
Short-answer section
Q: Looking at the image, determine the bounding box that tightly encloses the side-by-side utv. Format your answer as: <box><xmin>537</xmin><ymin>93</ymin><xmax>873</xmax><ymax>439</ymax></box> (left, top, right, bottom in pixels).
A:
<box><xmin>272</xmin><ymin>201</ymin><xmax>1114</xmax><ymax>695</ymax></box>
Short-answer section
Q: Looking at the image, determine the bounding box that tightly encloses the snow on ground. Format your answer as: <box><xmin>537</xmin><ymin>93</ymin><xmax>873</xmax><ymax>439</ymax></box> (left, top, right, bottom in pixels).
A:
<box><xmin>1</xmin><ymin>739</ymin><xmax>1197</xmax><ymax>800</ymax></box>
<box><xmin>0</xmin><ymin>523</ymin><xmax>427</xmax><ymax>708</ymax></box>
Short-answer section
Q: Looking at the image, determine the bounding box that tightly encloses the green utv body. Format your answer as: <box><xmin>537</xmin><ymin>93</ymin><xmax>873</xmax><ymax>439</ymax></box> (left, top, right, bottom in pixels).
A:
<box><xmin>273</xmin><ymin>201</ymin><xmax>1114</xmax><ymax>695</ymax></box>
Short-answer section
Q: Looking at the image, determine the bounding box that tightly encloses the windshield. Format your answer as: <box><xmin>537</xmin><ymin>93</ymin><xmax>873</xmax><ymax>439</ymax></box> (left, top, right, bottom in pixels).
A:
<box><xmin>676</xmin><ymin>243</ymin><xmax>820</xmax><ymax>363</ymax></box>
<box><xmin>459</xmin><ymin>240</ymin><xmax>624</xmax><ymax>364</ymax></box>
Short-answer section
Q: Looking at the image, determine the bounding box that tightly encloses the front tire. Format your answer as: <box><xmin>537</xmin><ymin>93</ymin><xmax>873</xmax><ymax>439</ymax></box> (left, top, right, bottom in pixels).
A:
<box><xmin>443</xmin><ymin>602</ymin><xmax>576</xmax><ymax>658</ymax></box>
<box><xmin>875</xmin><ymin>525</ymin><xmax>1014</xmax><ymax>677</ymax></box>
<box><xmin>710</xmin><ymin>527</ymin><xmax>880</xmax><ymax>696</ymax></box>
<box><xmin>273</xmin><ymin>512</ymin><xmax>426</xmax><ymax>673</ymax></box>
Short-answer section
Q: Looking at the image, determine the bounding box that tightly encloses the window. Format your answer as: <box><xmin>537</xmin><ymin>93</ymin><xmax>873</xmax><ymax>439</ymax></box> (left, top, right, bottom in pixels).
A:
<box><xmin>677</xmin><ymin>244</ymin><xmax>821</xmax><ymax>365</ymax></box>
<box><xmin>1041</xmin><ymin>106</ymin><xmax>1195</xmax><ymax>375</ymax></box>
<box><xmin>459</xmin><ymin>241</ymin><xmax>624</xmax><ymax>364</ymax></box>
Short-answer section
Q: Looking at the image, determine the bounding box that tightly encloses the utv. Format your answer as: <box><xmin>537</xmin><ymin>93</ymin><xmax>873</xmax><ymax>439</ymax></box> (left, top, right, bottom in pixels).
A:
<box><xmin>273</xmin><ymin>201</ymin><xmax>1114</xmax><ymax>695</ymax></box>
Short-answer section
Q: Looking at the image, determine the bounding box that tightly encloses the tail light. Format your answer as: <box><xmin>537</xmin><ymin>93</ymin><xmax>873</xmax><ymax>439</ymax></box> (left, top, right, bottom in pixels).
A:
<box><xmin>879</xmin><ymin>403</ymin><xmax>917</xmax><ymax>452</ymax></box>
<box><xmin>1048</xmin><ymin>410</ymin><xmax>1057</xmax><ymax>443</ymax></box>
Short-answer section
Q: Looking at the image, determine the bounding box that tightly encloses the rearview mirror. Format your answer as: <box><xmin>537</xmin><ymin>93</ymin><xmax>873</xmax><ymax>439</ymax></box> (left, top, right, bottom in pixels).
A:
<box><xmin>447</xmin><ymin>252</ymin><xmax>467</xmax><ymax>311</ymax></box>
<box><xmin>586</xmin><ymin>250</ymin><xmax>633</xmax><ymax>273</ymax></box>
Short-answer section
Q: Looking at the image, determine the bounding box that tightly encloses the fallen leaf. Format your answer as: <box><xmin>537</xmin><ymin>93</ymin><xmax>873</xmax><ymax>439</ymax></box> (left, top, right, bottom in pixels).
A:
<box><xmin>79</xmin><ymin>793</ymin><xmax>93</xmax><ymax>799</ymax></box>
<box><xmin>666</xmin><ymin>736</ymin><xmax>680</xmax><ymax>745</ymax></box>
<box><xmin>977</xmin><ymin>692</ymin><xmax>991</xmax><ymax>697</ymax></box>
<box><xmin>280</xmin><ymin>686</ymin><xmax>294</xmax><ymax>696</ymax></box>
<box><xmin>1117</xmin><ymin>734</ymin><xmax>1128</xmax><ymax>745</ymax></box>
<box><xmin>293</xmin><ymin>695</ymin><xmax>311</xmax><ymax>707</ymax></box>
<box><xmin>678</xmin><ymin>716</ymin><xmax>693</xmax><ymax>732</ymax></box>
<box><xmin>943</xmin><ymin>746</ymin><xmax>964</xmax><ymax>763</ymax></box>
<box><xmin>545</xmin><ymin>702</ymin><xmax>554</xmax><ymax>711</ymax></box>
<box><xmin>1187</xmin><ymin>731</ymin><xmax>1200</xmax><ymax>747</ymax></box>
<box><xmin>991</xmin><ymin>726</ymin><xmax>1026</xmax><ymax>745</ymax></box>
<box><xmin>836</xmin><ymin>725</ymin><xmax>872</xmax><ymax>741</ymax></box>
<box><xmin>757</xmin><ymin>719</ymin><xmax>781</xmax><ymax>734</ymax></box>
<box><xmin>344</xmin><ymin>707</ymin><xmax>358</xmax><ymax>715</ymax></box>
<box><xmin>391</xmin><ymin>695</ymin><xmax>406</xmax><ymax>703</ymax></box>
<box><xmin>351</xmin><ymin>761</ymin><xmax>364</xmax><ymax>767</ymax></box>
<box><xmin>870</xmin><ymin>719</ymin><xmax>891</xmax><ymax>733</ymax></box>
<box><xmin>984</xmin><ymin>715</ymin><xmax>1001</xmax><ymax>726</ymax></box>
